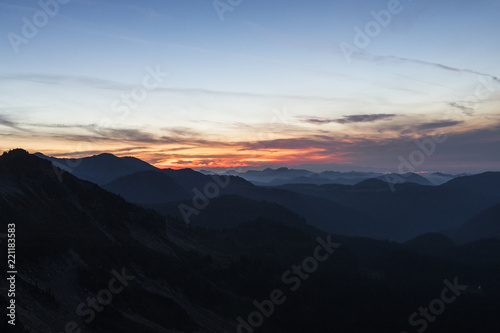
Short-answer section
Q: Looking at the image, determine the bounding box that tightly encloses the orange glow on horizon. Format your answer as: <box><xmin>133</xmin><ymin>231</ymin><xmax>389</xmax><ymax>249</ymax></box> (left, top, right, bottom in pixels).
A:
<box><xmin>149</xmin><ymin>147</ymin><xmax>351</xmax><ymax>169</ymax></box>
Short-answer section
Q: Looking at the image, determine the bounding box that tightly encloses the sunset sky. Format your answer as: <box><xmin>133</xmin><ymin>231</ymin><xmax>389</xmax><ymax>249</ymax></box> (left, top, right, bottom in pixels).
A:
<box><xmin>1</xmin><ymin>0</ymin><xmax>499</xmax><ymax>172</ymax></box>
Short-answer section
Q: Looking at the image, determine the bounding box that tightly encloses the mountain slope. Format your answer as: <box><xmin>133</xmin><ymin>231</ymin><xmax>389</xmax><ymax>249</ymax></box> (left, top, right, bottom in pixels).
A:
<box><xmin>35</xmin><ymin>152</ymin><xmax>157</xmax><ymax>185</ymax></box>
<box><xmin>276</xmin><ymin>172</ymin><xmax>500</xmax><ymax>241</ymax></box>
<box><xmin>443</xmin><ymin>202</ymin><xmax>500</xmax><ymax>243</ymax></box>
<box><xmin>102</xmin><ymin>170</ymin><xmax>190</xmax><ymax>204</ymax></box>
<box><xmin>377</xmin><ymin>172</ymin><xmax>434</xmax><ymax>185</ymax></box>
<box><xmin>0</xmin><ymin>150</ymin><xmax>251</xmax><ymax>332</ymax></box>
<box><xmin>441</xmin><ymin>171</ymin><xmax>500</xmax><ymax>190</ymax></box>
<box><xmin>154</xmin><ymin>194</ymin><xmax>314</xmax><ymax>232</ymax></box>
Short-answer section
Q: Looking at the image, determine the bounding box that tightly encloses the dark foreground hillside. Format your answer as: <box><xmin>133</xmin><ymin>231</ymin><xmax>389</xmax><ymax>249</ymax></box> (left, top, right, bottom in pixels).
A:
<box><xmin>1</xmin><ymin>150</ymin><xmax>499</xmax><ymax>332</ymax></box>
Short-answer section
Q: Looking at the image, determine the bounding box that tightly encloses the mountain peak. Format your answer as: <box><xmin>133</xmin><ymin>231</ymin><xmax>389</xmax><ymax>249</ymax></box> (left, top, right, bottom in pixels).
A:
<box><xmin>0</xmin><ymin>149</ymin><xmax>64</xmax><ymax>187</ymax></box>
<box><xmin>93</xmin><ymin>152</ymin><xmax>119</xmax><ymax>159</ymax></box>
<box><xmin>354</xmin><ymin>178</ymin><xmax>389</xmax><ymax>188</ymax></box>
<box><xmin>2</xmin><ymin>148</ymin><xmax>31</xmax><ymax>158</ymax></box>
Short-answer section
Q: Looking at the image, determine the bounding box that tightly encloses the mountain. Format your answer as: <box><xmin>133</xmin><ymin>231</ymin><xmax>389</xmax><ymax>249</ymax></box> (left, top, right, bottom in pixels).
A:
<box><xmin>162</xmin><ymin>168</ymin><xmax>218</xmax><ymax>191</ymax></box>
<box><xmin>1</xmin><ymin>149</ymin><xmax>251</xmax><ymax>332</ymax></box>
<box><xmin>402</xmin><ymin>232</ymin><xmax>500</xmax><ymax>266</ymax></box>
<box><xmin>35</xmin><ymin>152</ymin><xmax>157</xmax><ymax>185</ymax></box>
<box><xmin>156</xmin><ymin>194</ymin><xmax>315</xmax><ymax>233</ymax></box>
<box><xmin>250</xmin><ymin>175</ymin><xmax>337</xmax><ymax>186</ymax></box>
<box><xmin>32</xmin><ymin>152</ymin><xmax>499</xmax><ymax>241</ymax></box>
<box><xmin>441</xmin><ymin>171</ymin><xmax>500</xmax><ymax>193</ymax></box>
<box><xmin>91</xmin><ymin>163</ymin><xmax>383</xmax><ymax>239</ymax></box>
<box><xmin>318</xmin><ymin>171</ymin><xmax>383</xmax><ymax>185</ymax></box>
<box><xmin>402</xmin><ymin>233</ymin><xmax>456</xmax><ymax>257</ymax></box>
<box><xmin>276</xmin><ymin>172</ymin><xmax>500</xmax><ymax>241</ymax></box>
<box><xmin>351</xmin><ymin>178</ymin><xmax>393</xmax><ymax>190</ymax></box>
<box><xmin>216</xmin><ymin>181</ymin><xmax>388</xmax><ymax>239</ymax></box>
<box><xmin>377</xmin><ymin>172</ymin><xmax>434</xmax><ymax>186</ymax></box>
<box><xmin>102</xmin><ymin>170</ymin><xmax>190</xmax><ymax>204</ymax></box>
<box><xmin>421</xmin><ymin>172</ymin><xmax>467</xmax><ymax>185</ymax></box>
<box><xmin>239</xmin><ymin>167</ymin><xmax>314</xmax><ymax>183</ymax></box>
<box><xmin>146</xmin><ymin>176</ymin><xmax>384</xmax><ymax>238</ymax></box>
<box><xmin>2</xmin><ymin>149</ymin><xmax>500</xmax><ymax>332</ymax></box>
<box><xmin>320</xmin><ymin>170</ymin><xmax>379</xmax><ymax>179</ymax></box>
<box><xmin>1</xmin><ymin>149</ymin><xmax>330</xmax><ymax>332</ymax></box>
<box><xmin>443</xmin><ymin>202</ymin><xmax>500</xmax><ymax>243</ymax></box>
<box><xmin>218</xmin><ymin>168</ymin><xmax>440</xmax><ymax>186</ymax></box>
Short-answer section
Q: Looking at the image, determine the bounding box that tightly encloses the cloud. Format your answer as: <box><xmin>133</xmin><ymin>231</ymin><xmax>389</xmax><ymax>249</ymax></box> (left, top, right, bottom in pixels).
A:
<box><xmin>0</xmin><ymin>114</ymin><xmax>23</xmax><ymax>130</ymax></box>
<box><xmin>47</xmin><ymin>125</ymin><xmax>239</xmax><ymax>148</ymax></box>
<box><xmin>338</xmin><ymin>114</ymin><xmax>397</xmax><ymax>124</ymax></box>
<box><xmin>24</xmin><ymin>123</ymin><xmax>95</xmax><ymax>129</ymax></box>
<box><xmin>449</xmin><ymin>102</ymin><xmax>474</xmax><ymax>114</ymax></box>
<box><xmin>0</xmin><ymin>73</ymin><xmax>130</xmax><ymax>91</ymax></box>
<box><xmin>359</xmin><ymin>52</ymin><xmax>500</xmax><ymax>84</ymax></box>
<box><xmin>305</xmin><ymin>118</ymin><xmax>337</xmax><ymax>125</ymax></box>
<box><xmin>416</xmin><ymin>121</ymin><xmax>463</xmax><ymax>131</ymax></box>
<box><xmin>26</xmin><ymin>120</ymin><xmax>500</xmax><ymax>172</ymax></box>
<box><xmin>0</xmin><ymin>73</ymin><xmax>362</xmax><ymax>105</ymax></box>
<box><xmin>98</xmin><ymin>128</ymin><xmax>158</xmax><ymax>143</ymax></box>
<box><xmin>304</xmin><ymin>114</ymin><xmax>396</xmax><ymax>125</ymax></box>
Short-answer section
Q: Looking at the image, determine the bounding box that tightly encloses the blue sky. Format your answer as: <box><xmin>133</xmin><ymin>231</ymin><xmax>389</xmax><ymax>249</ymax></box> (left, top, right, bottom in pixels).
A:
<box><xmin>1</xmin><ymin>0</ymin><xmax>499</xmax><ymax>172</ymax></box>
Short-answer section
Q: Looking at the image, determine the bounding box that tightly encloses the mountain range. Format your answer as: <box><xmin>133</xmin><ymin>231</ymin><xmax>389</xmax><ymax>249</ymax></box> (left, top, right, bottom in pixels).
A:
<box><xmin>35</xmin><ymin>152</ymin><xmax>500</xmax><ymax>242</ymax></box>
<box><xmin>1</xmin><ymin>149</ymin><xmax>499</xmax><ymax>332</ymax></box>
<box><xmin>1</xmin><ymin>149</ymin><xmax>500</xmax><ymax>332</ymax></box>
<box><xmin>200</xmin><ymin>167</ymin><xmax>464</xmax><ymax>186</ymax></box>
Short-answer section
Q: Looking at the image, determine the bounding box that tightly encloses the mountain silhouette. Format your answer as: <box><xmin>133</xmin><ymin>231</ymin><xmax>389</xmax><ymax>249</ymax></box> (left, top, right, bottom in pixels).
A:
<box><xmin>31</xmin><ymin>152</ymin><xmax>500</xmax><ymax>241</ymax></box>
<box><xmin>1</xmin><ymin>149</ymin><xmax>500</xmax><ymax>332</ymax></box>
<box><xmin>443</xmin><ymin>202</ymin><xmax>500</xmax><ymax>243</ymax></box>
<box><xmin>35</xmin><ymin>152</ymin><xmax>157</xmax><ymax>184</ymax></box>
<box><xmin>378</xmin><ymin>172</ymin><xmax>434</xmax><ymax>185</ymax></box>
<box><xmin>277</xmin><ymin>172</ymin><xmax>500</xmax><ymax>241</ymax></box>
<box><xmin>103</xmin><ymin>170</ymin><xmax>191</xmax><ymax>204</ymax></box>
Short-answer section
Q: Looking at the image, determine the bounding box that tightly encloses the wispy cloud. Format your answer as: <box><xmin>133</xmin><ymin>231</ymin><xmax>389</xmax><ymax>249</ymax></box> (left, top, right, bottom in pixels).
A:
<box><xmin>0</xmin><ymin>74</ymin><xmax>130</xmax><ymax>91</ymax></box>
<box><xmin>0</xmin><ymin>73</ymin><xmax>359</xmax><ymax>103</ymax></box>
<box><xmin>338</xmin><ymin>114</ymin><xmax>397</xmax><ymax>124</ymax></box>
<box><xmin>416</xmin><ymin>120</ymin><xmax>463</xmax><ymax>131</ymax></box>
<box><xmin>449</xmin><ymin>102</ymin><xmax>474</xmax><ymax>115</ymax></box>
<box><xmin>0</xmin><ymin>114</ymin><xmax>23</xmax><ymax>130</ymax></box>
<box><xmin>357</xmin><ymin>52</ymin><xmax>500</xmax><ymax>84</ymax></box>
<box><xmin>304</xmin><ymin>114</ymin><xmax>396</xmax><ymax>125</ymax></box>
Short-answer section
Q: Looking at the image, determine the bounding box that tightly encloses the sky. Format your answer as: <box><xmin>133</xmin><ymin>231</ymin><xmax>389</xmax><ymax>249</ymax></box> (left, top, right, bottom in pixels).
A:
<box><xmin>1</xmin><ymin>0</ymin><xmax>499</xmax><ymax>172</ymax></box>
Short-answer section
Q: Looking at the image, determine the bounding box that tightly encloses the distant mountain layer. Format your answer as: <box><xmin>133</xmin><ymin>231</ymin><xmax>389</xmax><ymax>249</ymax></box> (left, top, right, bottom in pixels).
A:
<box><xmin>443</xmin><ymin>202</ymin><xmax>500</xmax><ymax>243</ymax></box>
<box><xmin>36</xmin><ymin>152</ymin><xmax>463</xmax><ymax>188</ymax></box>
<box><xmin>276</xmin><ymin>172</ymin><xmax>500</xmax><ymax>241</ymax></box>
<box><xmin>376</xmin><ymin>172</ymin><xmax>433</xmax><ymax>186</ymax></box>
<box><xmin>201</xmin><ymin>167</ymin><xmax>463</xmax><ymax>186</ymax></box>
